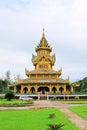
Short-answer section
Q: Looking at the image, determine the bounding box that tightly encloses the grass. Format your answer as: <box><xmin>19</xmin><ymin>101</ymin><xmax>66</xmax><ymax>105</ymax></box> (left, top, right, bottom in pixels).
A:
<box><xmin>69</xmin><ymin>106</ymin><xmax>87</xmax><ymax>120</ymax></box>
<box><xmin>0</xmin><ymin>108</ymin><xmax>78</xmax><ymax>130</ymax></box>
<box><xmin>0</xmin><ymin>99</ymin><xmax>33</xmax><ymax>105</ymax></box>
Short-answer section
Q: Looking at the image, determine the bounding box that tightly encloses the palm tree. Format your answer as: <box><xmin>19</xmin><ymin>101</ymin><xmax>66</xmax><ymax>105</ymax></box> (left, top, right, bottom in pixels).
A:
<box><xmin>47</xmin><ymin>123</ymin><xmax>64</xmax><ymax>130</ymax></box>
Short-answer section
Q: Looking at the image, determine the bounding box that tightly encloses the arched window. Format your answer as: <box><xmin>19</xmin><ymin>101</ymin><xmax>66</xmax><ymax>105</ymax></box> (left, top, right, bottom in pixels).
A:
<box><xmin>52</xmin><ymin>87</ymin><xmax>57</xmax><ymax>93</ymax></box>
<box><xmin>30</xmin><ymin>87</ymin><xmax>35</xmax><ymax>94</ymax></box>
<box><xmin>23</xmin><ymin>87</ymin><xmax>28</xmax><ymax>94</ymax></box>
<box><xmin>66</xmin><ymin>85</ymin><xmax>71</xmax><ymax>91</ymax></box>
<box><xmin>59</xmin><ymin>87</ymin><xmax>64</xmax><ymax>94</ymax></box>
<box><xmin>16</xmin><ymin>85</ymin><xmax>21</xmax><ymax>93</ymax></box>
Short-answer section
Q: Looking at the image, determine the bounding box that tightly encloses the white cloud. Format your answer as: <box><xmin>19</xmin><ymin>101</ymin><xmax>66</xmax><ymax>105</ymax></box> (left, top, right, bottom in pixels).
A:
<box><xmin>0</xmin><ymin>0</ymin><xmax>87</xmax><ymax>81</ymax></box>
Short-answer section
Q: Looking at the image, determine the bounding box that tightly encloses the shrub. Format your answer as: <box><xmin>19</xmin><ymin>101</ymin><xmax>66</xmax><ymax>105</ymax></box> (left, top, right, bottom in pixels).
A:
<box><xmin>0</xmin><ymin>96</ymin><xmax>4</xmax><ymax>99</ymax></box>
<box><xmin>48</xmin><ymin>113</ymin><xmax>56</xmax><ymax>119</ymax></box>
<box><xmin>47</xmin><ymin>123</ymin><xmax>64</xmax><ymax>130</ymax></box>
<box><xmin>75</xmin><ymin>96</ymin><xmax>79</xmax><ymax>100</ymax></box>
<box><xmin>5</xmin><ymin>89</ymin><xmax>14</xmax><ymax>101</ymax></box>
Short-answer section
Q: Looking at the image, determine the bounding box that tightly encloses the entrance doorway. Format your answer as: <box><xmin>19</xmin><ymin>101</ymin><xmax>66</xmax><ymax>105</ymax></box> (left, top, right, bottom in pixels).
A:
<box><xmin>38</xmin><ymin>87</ymin><xmax>49</xmax><ymax>94</ymax></box>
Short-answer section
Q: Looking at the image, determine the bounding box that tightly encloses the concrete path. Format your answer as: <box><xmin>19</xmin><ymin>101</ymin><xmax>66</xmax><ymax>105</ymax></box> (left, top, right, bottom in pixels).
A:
<box><xmin>58</xmin><ymin>106</ymin><xmax>87</xmax><ymax>130</ymax></box>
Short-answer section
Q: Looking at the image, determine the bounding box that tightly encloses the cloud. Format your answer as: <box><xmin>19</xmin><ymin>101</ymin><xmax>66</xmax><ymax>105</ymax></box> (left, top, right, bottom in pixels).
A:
<box><xmin>0</xmin><ymin>0</ymin><xmax>87</xmax><ymax>81</ymax></box>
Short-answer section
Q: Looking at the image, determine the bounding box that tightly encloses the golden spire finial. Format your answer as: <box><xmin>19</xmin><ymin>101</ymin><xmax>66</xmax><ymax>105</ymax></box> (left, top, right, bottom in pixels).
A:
<box><xmin>42</xmin><ymin>28</ymin><xmax>45</xmax><ymax>37</ymax></box>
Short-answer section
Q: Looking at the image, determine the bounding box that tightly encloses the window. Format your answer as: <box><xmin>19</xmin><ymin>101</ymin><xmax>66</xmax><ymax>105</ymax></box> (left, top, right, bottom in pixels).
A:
<box><xmin>39</xmin><ymin>65</ymin><xmax>48</xmax><ymax>69</ymax></box>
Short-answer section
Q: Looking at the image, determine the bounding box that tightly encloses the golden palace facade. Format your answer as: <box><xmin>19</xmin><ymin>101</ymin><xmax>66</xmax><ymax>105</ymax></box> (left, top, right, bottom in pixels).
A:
<box><xmin>9</xmin><ymin>30</ymin><xmax>74</xmax><ymax>95</ymax></box>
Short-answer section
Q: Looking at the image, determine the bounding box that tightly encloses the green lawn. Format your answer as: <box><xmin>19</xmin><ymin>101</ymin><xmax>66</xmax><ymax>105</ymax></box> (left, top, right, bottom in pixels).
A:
<box><xmin>69</xmin><ymin>106</ymin><xmax>87</xmax><ymax>120</ymax></box>
<box><xmin>57</xmin><ymin>100</ymin><xmax>87</xmax><ymax>104</ymax></box>
<box><xmin>0</xmin><ymin>99</ymin><xmax>33</xmax><ymax>105</ymax></box>
<box><xmin>0</xmin><ymin>108</ymin><xmax>78</xmax><ymax>130</ymax></box>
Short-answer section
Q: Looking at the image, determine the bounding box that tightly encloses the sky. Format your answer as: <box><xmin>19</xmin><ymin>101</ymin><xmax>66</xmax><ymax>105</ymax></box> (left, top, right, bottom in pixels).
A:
<box><xmin>0</xmin><ymin>0</ymin><xmax>87</xmax><ymax>82</ymax></box>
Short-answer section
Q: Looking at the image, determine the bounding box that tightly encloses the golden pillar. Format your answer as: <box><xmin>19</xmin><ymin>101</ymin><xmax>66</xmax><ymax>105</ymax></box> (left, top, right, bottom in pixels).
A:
<box><xmin>63</xmin><ymin>85</ymin><xmax>66</xmax><ymax>94</ymax></box>
<box><xmin>14</xmin><ymin>86</ymin><xmax>16</xmax><ymax>93</ymax></box>
<box><xmin>56</xmin><ymin>85</ymin><xmax>59</xmax><ymax>93</ymax></box>
<box><xmin>71</xmin><ymin>85</ymin><xmax>73</xmax><ymax>93</ymax></box>
<box><xmin>35</xmin><ymin>85</ymin><xmax>38</xmax><ymax>94</ymax></box>
<box><xmin>49</xmin><ymin>85</ymin><xmax>52</xmax><ymax>93</ymax></box>
<box><xmin>20</xmin><ymin>85</ymin><xmax>24</xmax><ymax>93</ymax></box>
<box><xmin>27</xmin><ymin>86</ymin><xmax>30</xmax><ymax>93</ymax></box>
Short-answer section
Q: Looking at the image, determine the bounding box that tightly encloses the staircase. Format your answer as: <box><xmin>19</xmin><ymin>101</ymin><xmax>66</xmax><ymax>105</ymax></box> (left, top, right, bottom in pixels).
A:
<box><xmin>38</xmin><ymin>94</ymin><xmax>48</xmax><ymax>100</ymax></box>
<box><xmin>40</xmin><ymin>95</ymin><xmax>47</xmax><ymax>100</ymax></box>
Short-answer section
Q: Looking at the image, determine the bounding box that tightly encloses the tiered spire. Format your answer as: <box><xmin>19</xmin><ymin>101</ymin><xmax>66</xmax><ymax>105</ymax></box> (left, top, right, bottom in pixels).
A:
<box><xmin>35</xmin><ymin>29</ymin><xmax>52</xmax><ymax>52</ymax></box>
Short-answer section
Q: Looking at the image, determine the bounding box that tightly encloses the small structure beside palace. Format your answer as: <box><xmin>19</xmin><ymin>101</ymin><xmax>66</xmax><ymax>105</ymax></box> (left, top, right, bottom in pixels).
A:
<box><xmin>9</xmin><ymin>30</ymin><xmax>74</xmax><ymax>95</ymax></box>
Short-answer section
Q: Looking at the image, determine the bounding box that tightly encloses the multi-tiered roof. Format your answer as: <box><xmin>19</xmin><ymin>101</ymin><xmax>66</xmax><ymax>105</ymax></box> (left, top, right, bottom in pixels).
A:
<box><xmin>25</xmin><ymin>29</ymin><xmax>62</xmax><ymax>78</ymax></box>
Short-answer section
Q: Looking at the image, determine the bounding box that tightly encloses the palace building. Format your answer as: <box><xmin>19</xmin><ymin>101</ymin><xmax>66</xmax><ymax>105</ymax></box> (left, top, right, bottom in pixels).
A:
<box><xmin>9</xmin><ymin>30</ymin><xmax>74</xmax><ymax>95</ymax></box>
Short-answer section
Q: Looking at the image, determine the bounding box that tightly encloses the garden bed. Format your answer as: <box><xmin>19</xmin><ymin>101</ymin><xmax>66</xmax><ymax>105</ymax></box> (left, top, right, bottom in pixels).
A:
<box><xmin>0</xmin><ymin>99</ymin><xmax>33</xmax><ymax>107</ymax></box>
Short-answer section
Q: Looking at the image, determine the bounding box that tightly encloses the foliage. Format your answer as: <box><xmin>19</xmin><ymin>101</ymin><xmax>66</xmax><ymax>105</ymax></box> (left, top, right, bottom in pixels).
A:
<box><xmin>48</xmin><ymin>113</ymin><xmax>56</xmax><ymax>119</ymax></box>
<box><xmin>0</xmin><ymin>99</ymin><xmax>33</xmax><ymax>105</ymax></box>
<box><xmin>5</xmin><ymin>89</ymin><xmax>14</xmax><ymax>101</ymax></box>
<box><xmin>57</xmin><ymin>100</ymin><xmax>87</xmax><ymax>104</ymax></box>
<box><xmin>5</xmin><ymin>70</ymin><xmax>11</xmax><ymax>84</ymax></box>
<box><xmin>73</xmin><ymin>77</ymin><xmax>87</xmax><ymax>93</ymax></box>
<box><xmin>0</xmin><ymin>70</ymin><xmax>20</xmax><ymax>93</ymax></box>
<box><xmin>0</xmin><ymin>96</ymin><xmax>4</xmax><ymax>99</ymax></box>
<box><xmin>0</xmin><ymin>79</ymin><xmax>8</xmax><ymax>93</ymax></box>
<box><xmin>75</xmin><ymin>96</ymin><xmax>79</xmax><ymax>100</ymax></box>
<box><xmin>0</xmin><ymin>70</ymin><xmax>11</xmax><ymax>93</ymax></box>
<box><xmin>47</xmin><ymin>123</ymin><xmax>64</xmax><ymax>130</ymax></box>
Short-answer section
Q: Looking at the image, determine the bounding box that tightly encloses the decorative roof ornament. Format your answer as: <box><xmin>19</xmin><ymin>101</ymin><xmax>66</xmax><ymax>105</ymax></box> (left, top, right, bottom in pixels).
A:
<box><xmin>42</xmin><ymin>28</ymin><xmax>45</xmax><ymax>37</ymax></box>
<box><xmin>35</xmin><ymin>29</ymin><xmax>52</xmax><ymax>52</ymax></box>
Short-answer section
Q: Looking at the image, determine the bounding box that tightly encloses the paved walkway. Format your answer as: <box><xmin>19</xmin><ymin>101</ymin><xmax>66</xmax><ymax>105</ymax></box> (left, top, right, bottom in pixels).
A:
<box><xmin>0</xmin><ymin>100</ymin><xmax>87</xmax><ymax>130</ymax></box>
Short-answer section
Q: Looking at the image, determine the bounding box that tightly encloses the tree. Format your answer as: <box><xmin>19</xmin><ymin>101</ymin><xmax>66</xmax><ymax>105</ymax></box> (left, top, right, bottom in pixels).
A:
<box><xmin>5</xmin><ymin>89</ymin><xmax>14</xmax><ymax>101</ymax></box>
<box><xmin>0</xmin><ymin>79</ymin><xmax>8</xmax><ymax>93</ymax></box>
<box><xmin>13</xmin><ymin>74</ymin><xmax>20</xmax><ymax>83</ymax></box>
<box><xmin>0</xmin><ymin>70</ymin><xmax>12</xmax><ymax>93</ymax></box>
<box><xmin>5</xmin><ymin>70</ymin><xmax>11</xmax><ymax>85</ymax></box>
<box><xmin>47</xmin><ymin>124</ymin><xmax>64</xmax><ymax>130</ymax></box>
<box><xmin>73</xmin><ymin>77</ymin><xmax>87</xmax><ymax>93</ymax></box>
